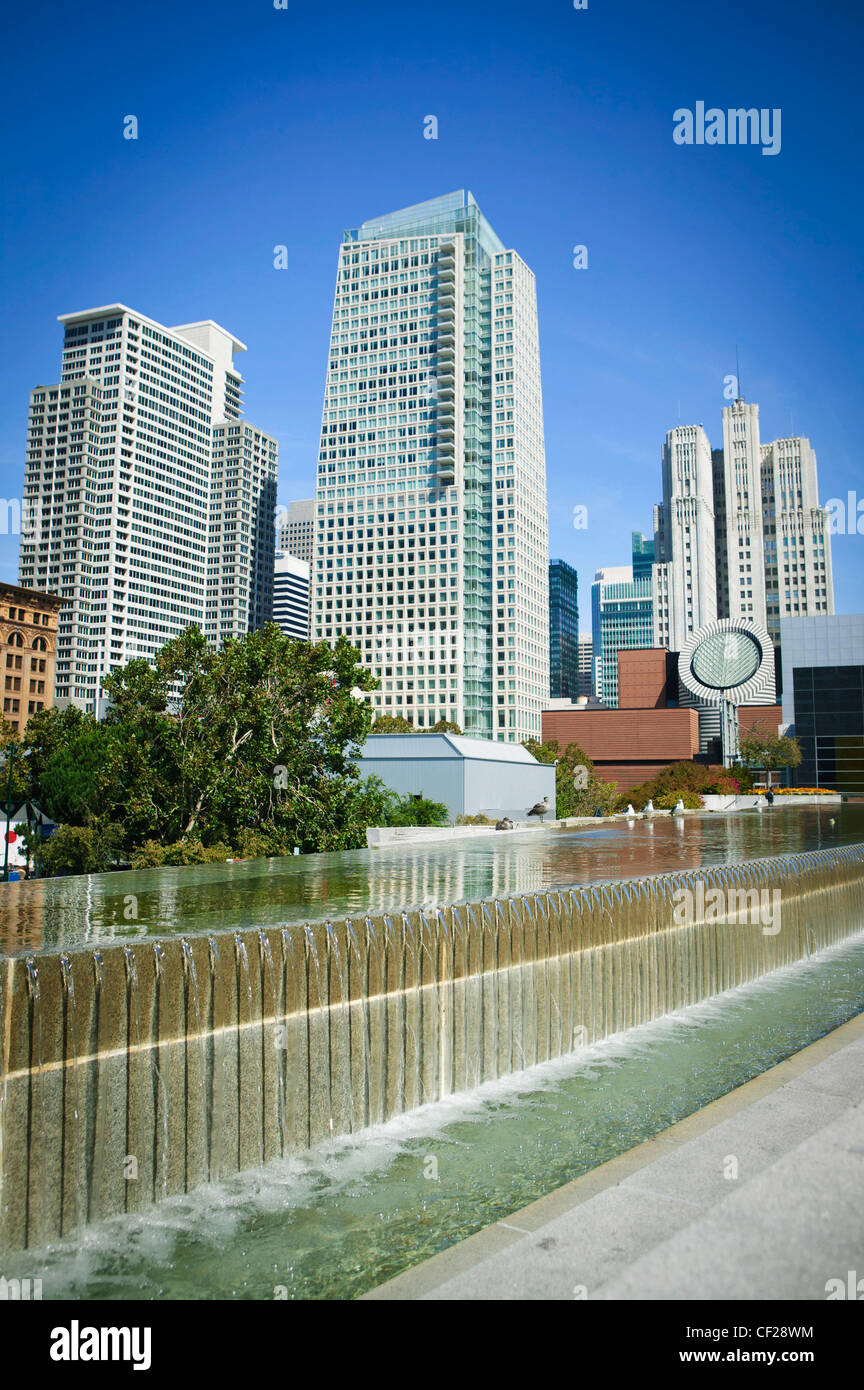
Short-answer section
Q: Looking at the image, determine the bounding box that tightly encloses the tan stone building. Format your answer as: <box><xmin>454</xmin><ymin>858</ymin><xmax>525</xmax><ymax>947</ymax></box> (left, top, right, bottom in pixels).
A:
<box><xmin>0</xmin><ymin>582</ymin><xmax>64</xmax><ymax>736</ymax></box>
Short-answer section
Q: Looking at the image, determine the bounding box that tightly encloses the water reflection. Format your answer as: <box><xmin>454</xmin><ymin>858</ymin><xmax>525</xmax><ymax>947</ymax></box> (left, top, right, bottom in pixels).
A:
<box><xmin>1</xmin><ymin>806</ymin><xmax>860</xmax><ymax>957</ymax></box>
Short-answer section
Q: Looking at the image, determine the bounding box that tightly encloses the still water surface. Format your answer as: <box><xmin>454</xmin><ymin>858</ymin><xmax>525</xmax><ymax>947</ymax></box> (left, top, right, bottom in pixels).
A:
<box><xmin>1</xmin><ymin>805</ymin><xmax>860</xmax><ymax>956</ymax></box>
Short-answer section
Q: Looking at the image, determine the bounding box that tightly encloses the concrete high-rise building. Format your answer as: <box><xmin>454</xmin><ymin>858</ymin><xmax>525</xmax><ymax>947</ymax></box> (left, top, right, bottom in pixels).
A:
<box><xmin>591</xmin><ymin>564</ymin><xmax>654</xmax><ymax>708</ymax></box>
<box><xmin>549</xmin><ymin>559</ymin><xmax>579</xmax><ymax>700</ymax></box>
<box><xmin>311</xmin><ymin>191</ymin><xmax>549</xmax><ymax>742</ymax></box>
<box><xmin>654</xmin><ymin>424</ymin><xmax>717</xmax><ymax>650</ymax></box>
<box><xmin>276</xmin><ymin>497</ymin><xmax>314</xmax><ymax>565</ymax></box>
<box><xmin>18</xmin><ymin>305</ymin><xmax>277</xmax><ymax>712</ymax></box>
<box><xmin>273</xmin><ymin>552</ymin><xmax>311</xmax><ymax>640</ymax></box>
<box><xmin>208</xmin><ymin>420</ymin><xmax>278</xmax><ymax>645</ymax></box>
<box><xmin>577</xmin><ymin>632</ymin><xmax>593</xmax><ymax>698</ymax></box>
<box><xmin>652</xmin><ymin>397</ymin><xmax>833</xmax><ymax>657</ymax></box>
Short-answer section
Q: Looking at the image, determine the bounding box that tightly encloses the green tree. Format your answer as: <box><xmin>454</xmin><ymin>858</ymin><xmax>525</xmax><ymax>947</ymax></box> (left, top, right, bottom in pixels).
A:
<box><xmin>738</xmin><ymin>726</ymin><xmax>802</xmax><ymax>789</ymax></box>
<box><xmin>427</xmin><ymin>719</ymin><xmax>462</xmax><ymax>734</ymax></box>
<box><xmin>371</xmin><ymin>714</ymin><xmax>415</xmax><ymax>732</ymax></box>
<box><xmin>40</xmin><ymin>819</ymin><xmax>125</xmax><ymax>876</ymax></box>
<box><xmin>522</xmin><ymin>738</ymin><xmax>614</xmax><ymax>817</ymax></box>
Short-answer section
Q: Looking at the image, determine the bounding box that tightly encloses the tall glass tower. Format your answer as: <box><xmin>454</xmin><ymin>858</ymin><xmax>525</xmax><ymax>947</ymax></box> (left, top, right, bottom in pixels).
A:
<box><xmin>549</xmin><ymin>559</ymin><xmax>579</xmax><ymax>699</ymax></box>
<box><xmin>311</xmin><ymin>192</ymin><xmax>548</xmax><ymax>742</ymax></box>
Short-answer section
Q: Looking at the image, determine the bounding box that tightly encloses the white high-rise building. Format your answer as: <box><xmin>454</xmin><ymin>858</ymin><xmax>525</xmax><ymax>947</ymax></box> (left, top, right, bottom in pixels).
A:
<box><xmin>654</xmin><ymin>423</ymin><xmax>717</xmax><ymax>650</ymax></box>
<box><xmin>651</xmin><ymin>396</ymin><xmax>833</xmax><ymax>655</ymax></box>
<box><xmin>19</xmin><ymin>305</ymin><xmax>277</xmax><ymax>711</ymax></box>
<box><xmin>311</xmin><ymin>192</ymin><xmax>549</xmax><ymax>741</ymax></box>
<box><xmin>273</xmin><ymin>552</ymin><xmax>311</xmax><ymax>640</ymax></box>
<box><xmin>577</xmin><ymin>632</ymin><xmax>593</xmax><ymax>698</ymax></box>
<box><xmin>276</xmin><ymin>497</ymin><xmax>314</xmax><ymax>565</ymax></box>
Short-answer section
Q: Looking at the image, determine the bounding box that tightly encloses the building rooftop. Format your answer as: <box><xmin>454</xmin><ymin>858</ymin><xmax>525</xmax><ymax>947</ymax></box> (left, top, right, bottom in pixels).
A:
<box><xmin>362</xmin><ymin>733</ymin><xmax>543</xmax><ymax>764</ymax></box>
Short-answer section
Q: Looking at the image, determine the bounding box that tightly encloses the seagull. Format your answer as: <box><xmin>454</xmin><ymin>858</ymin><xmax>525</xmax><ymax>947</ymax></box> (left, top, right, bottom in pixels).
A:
<box><xmin>527</xmin><ymin>796</ymin><xmax>551</xmax><ymax>821</ymax></box>
<box><xmin>625</xmin><ymin>803</ymin><xmax>636</xmax><ymax>817</ymax></box>
<box><xmin>641</xmin><ymin>799</ymin><xmax>654</xmax><ymax>816</ymax></box>
<box><xmin>495</xmin><ymin>816</ymin><xmax>514</xmax><ymax>830</ymax></box>
<box><xmin>671</xmin><ymin>798</ymin><xmax>685</xmax><ymax>815</ymax></box>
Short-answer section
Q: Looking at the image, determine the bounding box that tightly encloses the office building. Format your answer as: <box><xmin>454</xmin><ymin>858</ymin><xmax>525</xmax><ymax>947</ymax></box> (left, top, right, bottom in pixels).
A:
<box><xmin>273</xmin><ymin>552</ymin><xmax>311</xmax><ymax>640</ymax></box>
<box><xmin>591</xmin><ymin>563</ymin><xmax>653</xmax><ymax>708</ymax></box>
<box><xmin>652</xmin><ymin>397</ymin><xmax>833</xmax><ymax>656</ymax></box>
<box><xmin>276</xmin><ymin>497</ymin><xmax>314</xmax><ymax>565</ymax></box>
<box><xmin>311</xmin><ymin>191</ymin><xmax>549</xmax><ymax>742</ymax></box>
<box><xmin>577</xmin><ymin>631</ymin><xmax>593</xmax><ymax>698</ymax></box>
<box><xmin>781</xmin><ymin>614</ymin><xmax>864</xmax><ymax>797</ymax></box>
<box><xmin>0</xmin><ymin>582</ymin><xmax>64</xmax><ymax>734</ymax></box>
<box><xmin>18</xmin><ymin>306</ymin><xmax>277</xmax><ymax>711</ymax></box>
<box><xmin>549</xmin><ymin>558</ymin><xmax>579</xmax><ymax>700</ymax></box>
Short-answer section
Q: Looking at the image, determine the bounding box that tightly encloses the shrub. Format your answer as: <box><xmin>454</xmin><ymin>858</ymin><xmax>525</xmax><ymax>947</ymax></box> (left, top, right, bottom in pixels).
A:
<box><xmin>40</xmin><ymin>820</ymin><xmax>126</xmax><ymax>876</ymax></box>
<box><xmin>130</xmin><ymin>838</ymin><xmax>233</xmax><ymax>868</ymax></box>
<box><xmin>384</xmin><ymin>792</ymin><xmax>449</xmax><ymax>827</ymax></box>
<box><xmin>654</xmin><ymin>789</ymin><xmax>703</xmax><ymax>810</ymax></box>
<box><xmin>455</xmin><ymin>813</ymin><xmax>495</xmax><ymax>825</ymax></box>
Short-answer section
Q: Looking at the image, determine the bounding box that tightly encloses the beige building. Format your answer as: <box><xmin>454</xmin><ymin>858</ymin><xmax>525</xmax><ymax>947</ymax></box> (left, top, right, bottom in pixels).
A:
<box><xmin>1</xmin><ymin>582</ymin><xmax>64</xmax><ymax>735</ymax></box>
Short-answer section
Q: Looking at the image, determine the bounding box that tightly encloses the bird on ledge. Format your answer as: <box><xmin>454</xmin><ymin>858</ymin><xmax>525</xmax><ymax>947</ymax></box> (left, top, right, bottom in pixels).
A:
<box><xmin>527</xmin><ymin>796</ymin><xmax>551</xmax><ymax>821</ymax></box>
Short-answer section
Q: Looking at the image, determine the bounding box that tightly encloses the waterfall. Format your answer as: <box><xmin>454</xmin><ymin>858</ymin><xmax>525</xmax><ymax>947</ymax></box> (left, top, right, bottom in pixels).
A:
<box><xmin>1</xmin><ymin>843</ymin><xmax>864</xmax><ymax>1255</ymax></box>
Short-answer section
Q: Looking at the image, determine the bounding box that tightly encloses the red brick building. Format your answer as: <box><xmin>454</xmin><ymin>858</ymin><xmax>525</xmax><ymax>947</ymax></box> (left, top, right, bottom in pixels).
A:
<box><xmin>543</xmin><ymin>647</ymin><xmax>782</xmax><ymax>791</ymax></box>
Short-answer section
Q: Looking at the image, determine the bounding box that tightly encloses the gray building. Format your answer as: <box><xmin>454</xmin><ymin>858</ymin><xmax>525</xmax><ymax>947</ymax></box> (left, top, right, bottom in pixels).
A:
<box><xmin>780</xmin><ymin>614</ymin><xmax>864</xmax><ymax>797</ymax></box>
<box><xmin>276</xmin><ymin>498</ymin><xmax>314</xmax><ymax>565</ymax></box>
<box><xmin>358</xmin><ymin>732</ymin><xmax>555</xmax><ymax>823</ymax></box>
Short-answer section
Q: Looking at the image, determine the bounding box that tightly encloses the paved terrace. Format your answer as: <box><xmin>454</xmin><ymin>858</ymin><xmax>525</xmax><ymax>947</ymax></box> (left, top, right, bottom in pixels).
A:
<box><xmin>364</xmin><ymin>1012</ymin><xmax>864</xmax><ymax>1301</ymax></box>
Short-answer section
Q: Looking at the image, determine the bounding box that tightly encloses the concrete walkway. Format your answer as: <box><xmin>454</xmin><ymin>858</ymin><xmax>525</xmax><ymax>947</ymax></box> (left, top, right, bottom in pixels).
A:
<box><xmin>364</xmin><ymin>1012</ymin><xmax>864</xmax><ymax>1301</ymax></box>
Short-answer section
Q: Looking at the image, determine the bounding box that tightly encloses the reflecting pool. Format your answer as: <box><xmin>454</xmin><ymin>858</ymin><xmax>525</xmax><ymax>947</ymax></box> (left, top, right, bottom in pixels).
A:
<box><xmin>1</xmin><ymin>805</ymin><xmax>860</xmax><ymax>956</ymax></box>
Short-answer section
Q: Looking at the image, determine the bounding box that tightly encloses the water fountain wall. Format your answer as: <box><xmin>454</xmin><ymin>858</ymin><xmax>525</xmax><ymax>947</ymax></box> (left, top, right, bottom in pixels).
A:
<box><xmin>1</xmin><ymin>844</ymin><xmax>863</xmax><ymax>1255</ymax></box>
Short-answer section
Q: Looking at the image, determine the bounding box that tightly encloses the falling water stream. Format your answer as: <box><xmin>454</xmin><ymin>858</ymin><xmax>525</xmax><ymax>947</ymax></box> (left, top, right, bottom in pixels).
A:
<box><xmin>1</xmin><ymin>813</ymin><xmax>863</xmax><ymax>1295</ymax></box>
<box><xmin>4</xmin><ymin>932</ymin><xmax>862</xmax><ymax>1301</ymax></box>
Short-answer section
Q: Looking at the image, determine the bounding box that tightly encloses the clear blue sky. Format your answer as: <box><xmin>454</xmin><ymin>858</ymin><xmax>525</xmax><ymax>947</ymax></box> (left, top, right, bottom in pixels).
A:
<box><xmin>2</xmin><ymin>0</ymin><xmax>862</xmax><ymax>619</ymax></box>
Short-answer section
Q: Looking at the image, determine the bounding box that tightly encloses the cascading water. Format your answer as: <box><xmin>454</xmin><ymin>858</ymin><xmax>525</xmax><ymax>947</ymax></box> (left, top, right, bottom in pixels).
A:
<box><xmin>1</xmin><ymin>843</ymin><xmax>863</xmax><ymax>1256</ymax></box>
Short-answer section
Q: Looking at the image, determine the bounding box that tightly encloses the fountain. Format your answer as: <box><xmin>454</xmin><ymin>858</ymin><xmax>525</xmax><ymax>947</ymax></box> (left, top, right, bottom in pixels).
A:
<box><xmin>1</xmin><ymin>843</ymin><xmax>863</xmax><ymax>1256</ymax></box>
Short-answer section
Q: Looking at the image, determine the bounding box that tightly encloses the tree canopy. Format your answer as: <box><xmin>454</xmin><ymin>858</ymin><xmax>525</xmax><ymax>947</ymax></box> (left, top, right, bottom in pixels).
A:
<box><xmin>11</xmin><ymin>624</ymin><xmax>396</xmax><ymax>863</ymax></box>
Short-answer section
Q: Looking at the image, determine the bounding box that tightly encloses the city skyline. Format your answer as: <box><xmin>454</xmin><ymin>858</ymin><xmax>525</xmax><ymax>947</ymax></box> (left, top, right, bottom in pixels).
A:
<box><xmin>2</xmin><ymin>0</ymin><xmax>861</xmax><ymax>626</ymax></box>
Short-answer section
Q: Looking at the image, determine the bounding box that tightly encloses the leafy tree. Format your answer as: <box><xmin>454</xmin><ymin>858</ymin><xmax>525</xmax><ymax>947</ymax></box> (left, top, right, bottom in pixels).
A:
<box><xmin>738</xmin><ymin>726</ymin><xmax>802</xmax><ymax>788</ymax></box>
<box><xmin>522</xmin><ymin>738</ymin><xmax>610</xmax><ymax>818</ymax></box>
<box><xmin>40</xmin><ymin>819</ymin><xmax>125</xmax><ymax>876</ymax></box>
<box><xmin>428</xmin><ymin>719</ymin><xmax>462</xmax><ymax>734</ymax></box>
<box><xmin>370</xmin><ymin>714</ymin><xmax>415</xmax><ymax>733</ymax></box>
<box><xmin>0</xmin><ymin>723</ymin><xmax>30</xmax><ymax>809</ymax></box>
<box><xmin>22</xmin><ymin>625</ymin><xmax>385</xmax><ymax>869</ymax></box>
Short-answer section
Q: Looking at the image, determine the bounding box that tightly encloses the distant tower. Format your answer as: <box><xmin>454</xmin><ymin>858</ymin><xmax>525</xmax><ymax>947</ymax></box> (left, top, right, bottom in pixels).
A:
<box><xmin>273</xmin><ymin>553</ymin><xmax>311</xmax><ymax>640</ymax></box>
<box><xmin>276</xmin><ymin>498</ymin><xmax>314</xmax><ymax>566</ymax></box>
<box><xmin>548</xmin><ymin>559</ymin><xmax>579</xmax><ymax>699</ymax></box>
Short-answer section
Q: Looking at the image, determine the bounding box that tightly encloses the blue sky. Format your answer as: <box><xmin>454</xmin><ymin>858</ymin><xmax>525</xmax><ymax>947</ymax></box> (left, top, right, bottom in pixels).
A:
<box><xmin>3</xmin><ymin>0</ymin><xmax>862</xmax><ymax>619</ymax></box>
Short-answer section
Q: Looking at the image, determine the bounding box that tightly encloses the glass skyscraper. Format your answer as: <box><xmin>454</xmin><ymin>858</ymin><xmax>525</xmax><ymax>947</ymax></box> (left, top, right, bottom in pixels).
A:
<box><xmin>549</xmin><ymin>559</ymin><xmax>579</xmax><ymax>699</ymax></box>
<box><xmin>311</xmin><ymin>192</ymin><xmax>548</xmax><ymax>742</ymax></box>
<box><xmin>591</xmin><ymin>564</ymin><xmax>654</xmax><ymax>708</ymax></box>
